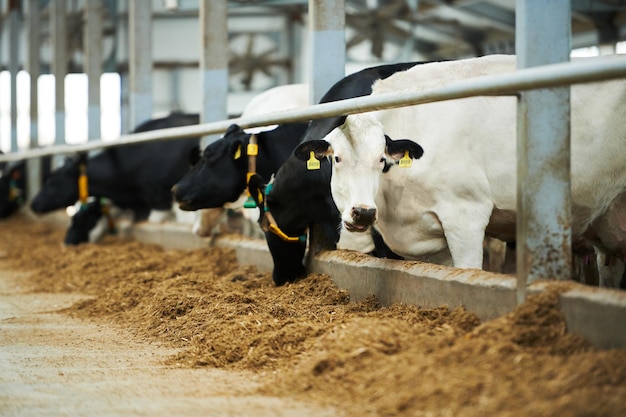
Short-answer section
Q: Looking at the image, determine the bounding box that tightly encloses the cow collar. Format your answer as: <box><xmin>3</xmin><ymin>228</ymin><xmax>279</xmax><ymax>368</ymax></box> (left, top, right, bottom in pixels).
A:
<box><xmin>78</xmin><ymin>162</ymin><xmax>89</xmax><ymax>205</ymax></box>
<box><xmin>243</xmin><ymin>134</ymin><xmax>259</xmax><ymax>209</ymax></box>
<box><xmin>8</xmin><ymin>170</ymin><xmax>23</xmax><ymax>205</ymax></box>
<box><xmin>260</xmin><ymin>180</ymin><xmax>307</xmax><ymax>244</ymax></box>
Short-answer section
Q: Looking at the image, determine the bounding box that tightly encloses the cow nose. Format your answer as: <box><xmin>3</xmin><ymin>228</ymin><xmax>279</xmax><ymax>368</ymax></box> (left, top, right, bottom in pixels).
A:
<box><xmin>351</xmin><ymin>207</ymin><xmax>376</xmax><ymax>226</ymax></box>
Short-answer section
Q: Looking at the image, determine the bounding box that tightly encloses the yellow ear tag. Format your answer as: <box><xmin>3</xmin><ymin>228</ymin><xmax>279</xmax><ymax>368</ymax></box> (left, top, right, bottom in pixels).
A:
<box><xmin>247</xmin><ymin>143</ymin><xmax>258</xmax><ymax>156</ymax></box>
<box><xmin>307</xmin><ymin>151</ymin><xmax>320</xmax><ymax>170</ymax></box>
<box><xmin>234</xmin><ymin>145</ymin><xmax>242</xmax><ymax>160</ymax></box>
<box><xmin>398</xmin><ymin>150</ymin><xmax>412</xmax><ymax>168</ymax></box>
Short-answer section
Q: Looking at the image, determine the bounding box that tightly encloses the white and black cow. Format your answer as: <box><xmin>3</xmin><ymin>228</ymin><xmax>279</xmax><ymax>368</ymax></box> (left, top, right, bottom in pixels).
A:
<box><xmin>295</xmin><ymin>55</ymin><xmax>626</xmax><ymax>287</ymax></box>
<box><xmin>30</xmin><ymin>112</ymin><xmax>200</xmax><ymax>222</ymax></box>
<box><xmin>246</xmin><ymin>62</ymin><xmax>425</xmax><ymax>285</ymax></box>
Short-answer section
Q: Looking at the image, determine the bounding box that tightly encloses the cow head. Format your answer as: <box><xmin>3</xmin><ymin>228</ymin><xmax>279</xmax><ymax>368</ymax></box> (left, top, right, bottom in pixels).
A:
<box><xmin>30</xmin><ymin>154</ymin><xmax>85</xmax><ymax>214</ymax></box>
<box><xmin>0</xmin><ymin>161</ymin><xmax>25</xmax><ymax>218</ymax></box>
<box><xmin>64</xmin><ymin>199</ymin><xmax>104</xmax><ymax>245</ymax></box>
<box><xmin>294</xmin><ymin>114</ymin><xmax>423</xmax><ymax>234</ymax></box>
<box><xmin>247</xmin><ymin>153</ymin><xmax>340</xmax><ymax>286</ymax></box>
<box><xmin>172</xmin><ymin>124</ymin><xmax>249</xmax><ymax>211</ymax></box>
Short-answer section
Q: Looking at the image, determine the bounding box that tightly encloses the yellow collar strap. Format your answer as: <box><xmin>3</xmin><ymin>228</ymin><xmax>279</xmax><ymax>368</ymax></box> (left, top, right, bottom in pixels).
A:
<box><xmin>244</xmin><ymin>134</ymin><xmax>259</xmax><ymax>208</ymax></box>
<box><xmin>261</xmin><ymin>210</ymin><xmax>307</xmax><ymax>244</ymax></box>
<box><xmin>78</xmin><ymin>163</ymin><xmax>89</xmax><ymax>204</ymax></box>
<box><xmin>260</xmin><ymin>180</ymin><xmax>307</xmax><ymax>244</ymax></box>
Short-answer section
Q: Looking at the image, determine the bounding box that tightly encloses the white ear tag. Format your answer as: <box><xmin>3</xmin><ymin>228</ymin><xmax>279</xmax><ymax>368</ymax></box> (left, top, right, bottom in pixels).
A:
<box><xmin>307</xmin><ymin>151</ymin><xmax>320</xmax><ymax>170</ymax></box>
<box><xmin>398</xmin><ymin>150</ymin><xmax>412</xmax><ymax>168</ymax></box>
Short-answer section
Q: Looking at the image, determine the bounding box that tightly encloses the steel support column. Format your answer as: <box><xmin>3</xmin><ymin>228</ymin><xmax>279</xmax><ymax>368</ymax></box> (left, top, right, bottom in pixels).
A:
<box><xmin>8</xmin><ymin>0</ymin><xmax>20</xmax><ymax>152</ymax></box>
<box><xmin>85</xmin><ymin>0</ymin><xmax>103</xmax><ymax>142</ymax></box>
<box><xmin>199</xmin><ymin>0</ymin><xmax>228</xmax><ymax>148</ymax></box>
<box><xmin>516</xmin><ymin>1</ymin><xmax>572</xmax><ymax>303</ymax></box>
<box><xmin>51</xmin><ymin>0</ymin><xmax>67</xmax><ymax>168</ymax></box>
<box><xmin>129</xmin><ymin>0</ymin><xmax>152</xmax><ymax>129</ymax></box>
<box><xmin>308</xmin><ymin>0</ymin><xmax>345</xmax><ymax>105</ymax></box>
<box><xmin>26</xmin><ymin>0</ymin><xmax>41</xmax><ymax>201</ymax></box>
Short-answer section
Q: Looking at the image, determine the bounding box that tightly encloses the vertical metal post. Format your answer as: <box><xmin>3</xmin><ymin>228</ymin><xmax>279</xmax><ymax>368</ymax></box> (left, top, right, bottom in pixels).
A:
<box><xmin>51</xmin><ymin>0</ymin><xmax>67</xmax><ymax>168</ymax></box>
<box><xmin>0</xmin><ymin>0</ymin><xmax>3</xmax><ymax>151</ymax></box>
<box><xmin>8</xmin><ymin>0</ymin><xmax>20</xmax><ymax>152</ymax></box>
<box><xmin>516</xmin><ymin>1</ymin><xmax>572</xmax><ymax>303</ymax></box>
<box><xmin>128</xmin><ymin>0</ymin><xmax>152</xmax><ymax>129</ymax></box>
<box><xmin>308</xmin><ymin>0</ymin><xmax>345</xmax><ymax>104</ymax></box>
<box><xmin>85</xmin><ymin>0</ymin><xmax>103</xmax><ymax>142</ymax></box>
<box><xmin>26</xmin><ymin>0</ymin><xmax>41</xmax><ymax>201</ymax></box>
<box><xmin>199</xmin><ymin>0</ymin><xmax>228</xmax><ymax>148</ymax></box>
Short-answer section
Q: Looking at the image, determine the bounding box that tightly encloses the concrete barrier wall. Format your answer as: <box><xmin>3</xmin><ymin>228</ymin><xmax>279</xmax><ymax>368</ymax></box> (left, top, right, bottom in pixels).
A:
<box><xmin>32</xmin><ymin>213</ymin><xmax>626</xmax><ymax>349</ymax></box>
<box><xmin>127</xmin><ymin>221</ymin><xmax>626</xmax><ymax>349</ymax></box>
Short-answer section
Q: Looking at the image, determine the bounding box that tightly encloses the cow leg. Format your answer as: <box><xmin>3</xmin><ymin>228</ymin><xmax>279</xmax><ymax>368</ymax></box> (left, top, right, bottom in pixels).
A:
<box><xmin>192</xmin><ymin>207</ymin><xmax>227</xmax><ymax>237</ymax></box>
<box><xmin>147</xmin><ymin>209</ymin><xmax>175</xmax><ymax>223</ymax></box>
<box><xmin>438</xmin><ymin>207</ymin><xmax>490</xmax><ymax>269</ymax></box>
<box><xmin>483</xmin><ymin>237</ymin><xmax>507</xmax><ymax>273</ymax></box>
<box><xmin>596</xmin><ymin>251</ymin><xmax>625</xmax><ymax>288</ymax></box>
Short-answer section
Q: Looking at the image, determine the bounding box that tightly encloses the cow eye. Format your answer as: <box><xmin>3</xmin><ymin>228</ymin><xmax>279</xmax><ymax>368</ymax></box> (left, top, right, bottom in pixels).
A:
<box><xmin>334</xmin><ymin>156</ymin><xmax>341</xmax><ymax>164</ymax></box>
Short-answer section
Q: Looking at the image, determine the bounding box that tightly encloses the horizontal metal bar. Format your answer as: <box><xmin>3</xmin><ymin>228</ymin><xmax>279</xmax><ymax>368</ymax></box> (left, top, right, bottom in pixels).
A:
<box><xmin>1</xmin><ymin>56</ymin><xmax>625</xmax><ymax>163</ymax></box>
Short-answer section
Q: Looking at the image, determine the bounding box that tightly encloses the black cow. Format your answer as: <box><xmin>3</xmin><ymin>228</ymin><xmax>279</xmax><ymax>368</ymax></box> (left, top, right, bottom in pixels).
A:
<box><xmin>247</xmin><ymin>62</ymin><xmax>425</xmax><ymax>285</ymax></box>
<box><xmin>0</xmin><ymin>158</ymin><xmax>25</xmax><ymax>218</ymax></box>
<box><xmin>0</xmin><ymin>154</ymin><xmax>51</xmax><ymax>219</ymax></box>
<box><xmin>30</xmin><ymin>112</ymin><xmax>200</xmax><ymax>221</ymax></box>
<box><xmin>172</xmin><ymin>122</ymin><xmax>309</xmax><ymax>210</ymax></box>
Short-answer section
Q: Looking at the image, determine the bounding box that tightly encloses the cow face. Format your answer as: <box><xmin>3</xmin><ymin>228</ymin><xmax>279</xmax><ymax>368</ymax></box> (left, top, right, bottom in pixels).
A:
<box><xmin>64</xmin><ymin>199</ymin><xmax>103</xmax><ymax>245</ymax></box>
<box><xmin>172</xmin><ymin>124</ymin><xmax>248</xmax><ymax>211</ymax></box>
<box><xmin>30</xmin><ymin>156</ymin><xmax>82</xmax><ymax>214</ymax></box>
<box><xmin>296</xmin><ymin>114</ymin><xmax>423</xmax><ymax>234</ymax></box>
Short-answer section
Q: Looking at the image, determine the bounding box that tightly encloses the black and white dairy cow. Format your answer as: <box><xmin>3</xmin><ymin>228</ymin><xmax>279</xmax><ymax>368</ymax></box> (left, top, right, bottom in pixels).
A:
<box><xmin>0</xmin><ymin>153</ymin><xmax>51</xmax><ymax>219</ymax></box>
<box><xmin>30</xmin><ymin>112</ymin><xmax>200</xmax><ymax>222</ymax></box>
<box><xmin>0</xmin><ymin>157</ymin><xmax>25</xmax><ymax>218</ymax></box>
<box><xmin>295</xmin><ymin>55</ymin><xmax>626</xmax><ymax>287</ymax></box>
<box><xmin>173</xmin><ymin>122</ymin><xmax>309</xmax><ymax>212</ymax></box>
<box><xmin>175</xmin><ymin>83</ymin><xmax>310</xmax><ymax>238</ymax></box>
<box><xmin>245</xmin><ymin>62</ymin><xmax>424</xmax><ymax>285</ymax></box>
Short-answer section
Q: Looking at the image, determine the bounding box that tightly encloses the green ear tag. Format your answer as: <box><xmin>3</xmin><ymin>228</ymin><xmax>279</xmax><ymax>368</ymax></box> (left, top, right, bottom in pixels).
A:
<box><xmin>398</xmin><ymin>150</ymin><xmax>412</xmax><ymax>168</ymax></box>
<box><xmin>234</xmin><ymin>145</ymin><xmax>242</xmax><ymax>160</ymax></box>
<box><xmin>307</xmin><ymin>151</ymin><xmax>320</xmax><ymax>170</ymax></box>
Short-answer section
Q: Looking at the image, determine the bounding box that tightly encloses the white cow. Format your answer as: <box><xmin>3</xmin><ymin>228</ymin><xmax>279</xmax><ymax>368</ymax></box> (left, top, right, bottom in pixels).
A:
<box><xmin>295</xmin><ymin>54</ymin><xmax>626</xmax><ymax>284</ymax></box>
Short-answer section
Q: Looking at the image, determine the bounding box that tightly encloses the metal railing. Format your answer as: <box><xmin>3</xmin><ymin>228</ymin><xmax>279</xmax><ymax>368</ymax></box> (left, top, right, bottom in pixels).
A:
<box><xmin>1</xmin><ymin>56</ymin><xmax>625</xmax><ymax>163</ymax></box>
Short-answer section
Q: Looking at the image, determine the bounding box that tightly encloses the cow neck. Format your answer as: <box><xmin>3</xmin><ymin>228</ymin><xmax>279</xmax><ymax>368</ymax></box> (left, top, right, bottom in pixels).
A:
<box><xmin>78</xmin><ymin>162</ymin><xmax>89</xmax><ymax>205</ymax></box>
<box><xmin>243</xmin><ymin>134</ymin><xmax>259</xmax><ymax>209</ymax></box>
<box><xmin>260</xmin><ymin>179</ymin><xmax>307</xmax><ymax>244</ymax></box>
<box><xmin>76</xmin><ymin>160</ymin><xmax>115</xmax><ymax>233</ymax></box>
<box><xmin>8</xmin><ymin>169</ymin><xmax>24</xmax><ymax>205</ymax></box>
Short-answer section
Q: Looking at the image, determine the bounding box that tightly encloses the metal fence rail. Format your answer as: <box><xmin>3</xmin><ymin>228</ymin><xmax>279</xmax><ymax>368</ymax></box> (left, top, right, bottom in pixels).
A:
<box><xmin>1</xmin><ymin>56</ymin><xmax>625</xmax><ymax>163</ymax></box>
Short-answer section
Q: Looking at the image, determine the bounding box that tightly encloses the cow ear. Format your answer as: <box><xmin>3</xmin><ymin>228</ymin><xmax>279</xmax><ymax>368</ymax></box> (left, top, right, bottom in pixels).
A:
<box><xmin>188</xmin><ymin>145</ymin><xmax>201</xmax><ymax>166</ymax></box>
<box><xmin>293</xmin><ymin>140</ymin><xmax>332</xmax><ymax>161</ymax></box>
<box><xmin>385</xmin><ymin>135</ymin><xmax>424</xmax><ymax>160</ymax></box>
<box><xmin>77</xmin><ymin>152</ymin><xmax>88</xmax><ymax>165</ymax></box>
<box><xmin>225</xmin><ymin>124</ymin><xmax>241</xmax><ymax>136</ymax></box>
<box><xmin>247</xmin><ymin>174</ymin><xmax>266</xmax><ymax>208</ymax></box>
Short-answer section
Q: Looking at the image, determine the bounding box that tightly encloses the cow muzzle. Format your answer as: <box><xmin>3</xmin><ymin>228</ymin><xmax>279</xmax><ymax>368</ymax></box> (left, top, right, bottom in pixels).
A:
<box><xmin>344</xmin><ymin>206</ymin><xmax>376</xmax><ymax>232</ymax></box>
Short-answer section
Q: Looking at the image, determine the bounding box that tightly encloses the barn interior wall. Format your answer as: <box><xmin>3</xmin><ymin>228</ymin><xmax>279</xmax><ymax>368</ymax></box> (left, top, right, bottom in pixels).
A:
<box><xmin>2</xmin><ymin>1</ymin><xmax>626</xmax><ymax>149</ymax></box>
